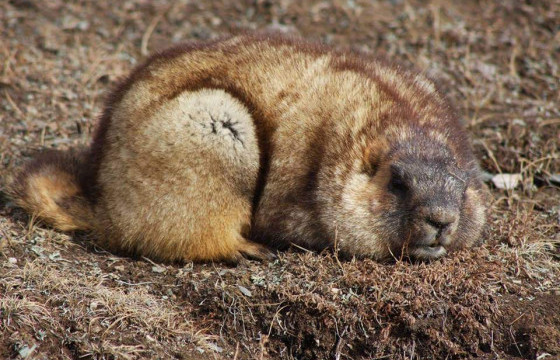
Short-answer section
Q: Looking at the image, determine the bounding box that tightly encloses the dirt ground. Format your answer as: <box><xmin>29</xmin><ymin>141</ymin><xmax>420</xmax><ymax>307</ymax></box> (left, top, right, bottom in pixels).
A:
<box><xmin>1</xmin><ymin>0</ymin><xmax>559</xmax><ymax>359</ymax></box>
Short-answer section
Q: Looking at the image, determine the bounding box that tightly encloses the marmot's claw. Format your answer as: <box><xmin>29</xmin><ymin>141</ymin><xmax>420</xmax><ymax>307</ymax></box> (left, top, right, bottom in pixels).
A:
<box><xmin>239</xmin><ymin>242</ymin><xmax>277</xmax><ymax>262</ymax></box>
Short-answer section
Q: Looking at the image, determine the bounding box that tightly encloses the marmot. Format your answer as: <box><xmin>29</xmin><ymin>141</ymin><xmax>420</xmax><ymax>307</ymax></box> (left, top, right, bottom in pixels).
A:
<box><xmin>9</xmin><ymin>34</ymin><xmax>488</xmax><ymax>263</ymax></box>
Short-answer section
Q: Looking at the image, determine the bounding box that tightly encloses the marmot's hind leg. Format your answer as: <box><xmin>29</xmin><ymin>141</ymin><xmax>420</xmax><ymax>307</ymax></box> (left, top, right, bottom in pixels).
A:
<box><xmin>96</xmin><ymin>88</ymin><xmax>270</xmax><ymax>263</ymax></box>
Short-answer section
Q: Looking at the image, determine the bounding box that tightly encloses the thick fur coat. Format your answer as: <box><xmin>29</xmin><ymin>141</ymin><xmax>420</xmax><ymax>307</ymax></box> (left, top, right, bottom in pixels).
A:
<box><xmin>10</xmin><ymin>34</ymin><xmax>488</xmax><ymax>263</ymax></box>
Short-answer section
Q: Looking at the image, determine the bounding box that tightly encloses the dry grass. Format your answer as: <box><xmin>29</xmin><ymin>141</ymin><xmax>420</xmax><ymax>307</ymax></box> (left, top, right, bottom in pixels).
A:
<box><xmin>1</xmin><ymin>240</ymin><xmax>218</xmax><ymax>359</ymax></box>
<box><xmin>1</xmin><ymin>0</ymin><xmax>559</xmax><ymax>359</ymax></box>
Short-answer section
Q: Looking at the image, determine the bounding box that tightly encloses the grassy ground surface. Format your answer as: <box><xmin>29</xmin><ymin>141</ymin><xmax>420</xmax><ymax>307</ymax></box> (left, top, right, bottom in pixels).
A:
<box><xmin>1</xmin><ymin>1</ymin><xmax>559</xmax><ymax>359</ymax></box>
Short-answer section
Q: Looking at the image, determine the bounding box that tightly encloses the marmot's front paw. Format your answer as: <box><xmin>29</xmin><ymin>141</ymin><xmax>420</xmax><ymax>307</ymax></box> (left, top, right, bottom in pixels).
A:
<box><xmin>224</xmin><ymin>240</ymin><xmax>277</xmax><ymax>265</ymax></box>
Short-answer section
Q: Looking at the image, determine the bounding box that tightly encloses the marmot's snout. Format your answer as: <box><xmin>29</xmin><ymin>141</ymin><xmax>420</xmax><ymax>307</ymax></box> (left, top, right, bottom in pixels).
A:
<box><xmin>421</xmin><ymin>206</ymin><xmax>459</xmax><ymax>246</ymax></box>
<box><xmin>390</xmin><ymin>156</ymin><xmax>466</xmax><ymax>260</ymax></box>
<box><xmin>409</xmin><ymin>205</ymin><xmax>460</xmax><ymax>259</ymax></box>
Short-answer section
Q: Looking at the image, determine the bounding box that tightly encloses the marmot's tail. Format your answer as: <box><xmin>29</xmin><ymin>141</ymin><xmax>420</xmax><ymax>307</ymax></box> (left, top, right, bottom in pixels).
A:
<box><xmin>8</xmin><ymin>150</ymin><xmax>95</xmax><ymax>231</ymax></box>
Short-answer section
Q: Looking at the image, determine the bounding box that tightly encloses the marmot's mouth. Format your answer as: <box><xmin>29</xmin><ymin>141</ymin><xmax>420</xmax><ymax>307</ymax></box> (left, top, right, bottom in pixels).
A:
<box><xmin>409</xmin><ymin>245</ymin><xmax>447</xmax><ymax>260</ymax></box>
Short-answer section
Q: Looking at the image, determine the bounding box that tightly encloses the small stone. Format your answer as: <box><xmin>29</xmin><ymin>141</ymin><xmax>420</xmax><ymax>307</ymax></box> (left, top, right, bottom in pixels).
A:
<box><xmin>49</xmin><ymin>251</ymin><xmax>61</xmax><ymax>261</ymax></box>
<box><xmin>238</xmin><ymin>285</ymin><xmax>252</xmax><ymax>297</ymax></box>
<box><xmin>152</xmin><ymin>265</ymin><xmax>166</xmax><ymax>273</ymax></box>
<box><xmin>206</xmin><ymin>342</ymin><xmax>223</xmax><ymax>353</ymax></box>
<box><xmin>492</xmin><ymin>173</ymin><xmax>522</xmax><ymax>190</ymax></box>
<box><xmin>30</xmin><ymin>246</ymin><xmax>45</xmax><ymax>257</ymax></box>
<box><xmin>548</xmin><ymin>174</ymin><xmax>560</xmax><ymax>185</ymax></box>
<box><xmin>18</xmin><ymin>344</ymin><xmax>37</xmax><ymax>359</ymax></box>
<box><xmin>8</xmin><ymin>257</ymin><xmax>17</xmax><ymax>264</ymax></box>
<box><xmin>512</xmin><ymin>118</ymin><xmax>527</xmax><ymax>127</ymax></box>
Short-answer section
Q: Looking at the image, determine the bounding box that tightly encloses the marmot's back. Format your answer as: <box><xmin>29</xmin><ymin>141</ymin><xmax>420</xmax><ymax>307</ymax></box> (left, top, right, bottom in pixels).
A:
<box><xmin>10</xmin><ymin>34</ymin><xmax>488</xmax><ymax>262</ymax></box>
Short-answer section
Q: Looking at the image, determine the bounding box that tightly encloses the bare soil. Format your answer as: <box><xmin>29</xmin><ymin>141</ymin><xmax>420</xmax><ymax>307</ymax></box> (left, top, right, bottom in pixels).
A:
<box><xmin>1</xmin><ymin>1</ymin><xmax>559</xmax><ymax>359</ymax></box>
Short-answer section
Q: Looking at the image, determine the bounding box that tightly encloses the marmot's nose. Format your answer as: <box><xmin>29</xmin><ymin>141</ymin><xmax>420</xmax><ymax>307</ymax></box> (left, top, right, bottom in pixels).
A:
<box><xmin>422</xmin><ymin>207</ymin><xmax>457</xmax><ymax>231</ymax></box>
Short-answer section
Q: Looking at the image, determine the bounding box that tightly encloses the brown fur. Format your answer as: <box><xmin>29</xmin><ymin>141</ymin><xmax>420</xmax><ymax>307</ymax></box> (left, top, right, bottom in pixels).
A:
<box><xmin>10</xmin><ymin>33</ymin><xmax>488</xmax><ymax>263</ymax></box>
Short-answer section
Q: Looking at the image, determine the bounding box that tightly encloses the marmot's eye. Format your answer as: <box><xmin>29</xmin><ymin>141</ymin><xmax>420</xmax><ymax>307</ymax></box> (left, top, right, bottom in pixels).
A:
<box><xmin>389</xmin><ymin>175</ymin><xmax>408</xmax><ymax>195</ymax></box>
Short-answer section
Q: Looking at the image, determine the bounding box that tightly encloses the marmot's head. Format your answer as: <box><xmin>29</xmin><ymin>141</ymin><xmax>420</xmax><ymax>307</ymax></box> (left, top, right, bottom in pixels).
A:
<box><xmin>317</xmin><ymin>124</ymin><xmax>488</xmax><ymax>261</ymax></box>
